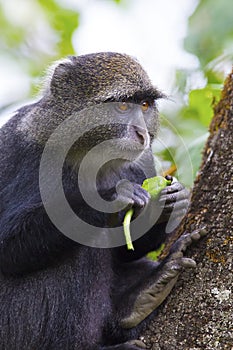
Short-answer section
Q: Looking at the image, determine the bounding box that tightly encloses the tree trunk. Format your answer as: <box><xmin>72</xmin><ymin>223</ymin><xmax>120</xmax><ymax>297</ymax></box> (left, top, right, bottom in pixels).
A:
<box><xmin>141</xmin><ymin>69</ymin><xmax>233</xmax><ymax>350</ymax></box>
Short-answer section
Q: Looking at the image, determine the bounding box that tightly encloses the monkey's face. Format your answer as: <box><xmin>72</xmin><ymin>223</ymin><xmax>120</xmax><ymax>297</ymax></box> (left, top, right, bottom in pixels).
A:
<box><xmin>110</xmin><ymin>100</ymin><xmax>158</xmax><ymax>149</ymax></box>
<box><xmin>63</xmin><ymin>99</ymin><xmax>158</xmax><ymax>199</ymax></box>
<box><xmin>66</xmin><ymin>98</ymin><xmax>158</xmax><ymax>166</ymax></box>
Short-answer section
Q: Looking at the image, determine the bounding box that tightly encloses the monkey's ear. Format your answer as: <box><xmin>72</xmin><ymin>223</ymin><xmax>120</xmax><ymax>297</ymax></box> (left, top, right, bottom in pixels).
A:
<box><xmin>48</xmin><ymin>58</ymin><xmax>74</xmax><ymax>96</ymax></box>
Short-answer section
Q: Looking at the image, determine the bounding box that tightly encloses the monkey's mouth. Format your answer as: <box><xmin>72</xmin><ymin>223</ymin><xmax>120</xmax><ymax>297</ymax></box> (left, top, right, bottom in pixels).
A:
<box><xmin>100</xmin><ymin>138</ymin><xmax>148</xmax><ymax>166</ymax></box>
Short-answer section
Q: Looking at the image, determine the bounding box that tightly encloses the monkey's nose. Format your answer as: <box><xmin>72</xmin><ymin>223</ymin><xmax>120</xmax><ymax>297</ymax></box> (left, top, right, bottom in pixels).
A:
<box><xmin>131</xmin><ymin>125</ymin><xmax>150</xmax><ymax>147</ymax></box>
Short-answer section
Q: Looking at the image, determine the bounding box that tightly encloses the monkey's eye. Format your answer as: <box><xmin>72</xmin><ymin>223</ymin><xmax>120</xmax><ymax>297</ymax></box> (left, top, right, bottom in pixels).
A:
<box><xmin>141</xmin><ymin>101</ymin><xmax>150</xmax><ymax>112</ymax></box>
<box><xmin>118</xmin><ymin>102</ymin><xmax>129</xmax><ymax>112</ymax></box>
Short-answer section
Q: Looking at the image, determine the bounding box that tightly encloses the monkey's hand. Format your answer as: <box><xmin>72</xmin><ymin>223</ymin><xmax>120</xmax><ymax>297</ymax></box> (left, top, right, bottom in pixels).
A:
<box><xmin>104</xmin><ymin>180</ymin><xmax>150</xmax><ymax>228</ymax></box>
<box><xmin>107</xmin><ymin>179</ymin><xmax>188</xmax><ymax>232</ymax></box>
<box><xmin>157</xmin><ymin>179</ymin><xmax>190</xmax><ymax>229</ymax></box>
<box><xmin>117</xmin><ymin>180</ymin><xmax>150</xmax><ymax>211</ymax></box>
<box><xmin>121</xmin><ymin>228</ymin><xmax>206</xmax><ymax>329</ymax></box>
<box><xmin>109</xmin><ymin>180</ymin><xmax>150</xmax><ymax>216</ymax></box>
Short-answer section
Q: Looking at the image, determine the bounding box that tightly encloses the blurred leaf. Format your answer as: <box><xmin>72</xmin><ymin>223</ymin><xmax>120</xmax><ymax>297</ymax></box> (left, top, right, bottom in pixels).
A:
<box><xmin>0</xmin><ymin>0</ymin><xmax>79</xmax><ymax>102</ymax></box>
<box><xmin>176</xmin><ymin>133</ymin><xmax>208</xmax><ymax>187</ymax></box>
<box><xmin>182</xmin><ymin>86</ymin><xmax>222</xmax><ymax>127</ymax></box>
<box><xmin>0</xmin><ymin>6</ymin><xmax>26</xmax><ymax>49</ymax></box>
<box><xmin>184</xmin><ymin>0</ymin><xmax>233</xmax><ymax>71</ymax></box>
<box><xmin>38</xmin><ymin>0</ymin><xmax>79</xmax><ymax>56</ymax></box>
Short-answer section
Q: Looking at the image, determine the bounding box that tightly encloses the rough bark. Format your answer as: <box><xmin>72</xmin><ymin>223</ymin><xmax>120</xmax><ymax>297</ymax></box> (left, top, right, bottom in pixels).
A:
<box><xmin>140</xmin><ymin>69</ymin><xmax>233</xmax><ymax>350</ymax></box>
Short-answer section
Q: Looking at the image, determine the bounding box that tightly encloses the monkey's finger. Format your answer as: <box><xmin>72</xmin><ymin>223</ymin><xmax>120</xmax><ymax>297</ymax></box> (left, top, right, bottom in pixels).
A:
<box><xmin>180</xmin><ymin>257</ymin><xmax>197</xmax><ymax>268</ymax></box>
<box><xmin>133</xmin><ymin>186</ymin><xmax>150</xmax><ymax>208</ymax></box>
<box><xmin>160</xmin><ymin>181</ymin><xmax>184</xmax><ymax>194</ymax></box>
<box><xmin>162</xmin><ymin>199</ymin><xmax>189</xmax><ymax>213</ymax></box>
<box><xmin>159</xmin><ymin>188</ymin><xmax>190</xmax><ymax>204</ymax></box>
<box><xmin>115</xmin><ymin>194</ymin><xmax>134</xmax><ymax>210</ymax></box>
<box><xmin>127</xmin><ymin>340</ymin><xmax>147</xmax><ymax>349</ymax></box>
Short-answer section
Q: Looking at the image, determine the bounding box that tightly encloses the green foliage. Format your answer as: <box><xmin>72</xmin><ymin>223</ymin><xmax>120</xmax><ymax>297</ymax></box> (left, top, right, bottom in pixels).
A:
<box><xmin>38</xmin><ymin>0</ymin><xmax>79</xmax><ymax>57</ymax></box>
<box><xmin>182</xmin><ymin>86</ymin><xmax>222</xmax><ymax>127</ymax></box>
<box><xmin>158</xmin><ymin>0</ymin><xmax>231</xmax><ymax>185</ymax></box>
<box><xmin>0</xmin><ymin>9</ymin><xmax>24</xmax><ymax>49</ymax></box>
<box><xmin>0</xmin><ymin>0</ymin><xmax>79</xmax><ymax>97</ymax></box>
<box><xmin>161</xmin><ymin>84</ymin><xmax>222</xmax><ymax>186</ymax></box>
<box><xmin>184</xmin><ymin>0</ymin><xmax>233</xmax><ymax>81</ymax></box>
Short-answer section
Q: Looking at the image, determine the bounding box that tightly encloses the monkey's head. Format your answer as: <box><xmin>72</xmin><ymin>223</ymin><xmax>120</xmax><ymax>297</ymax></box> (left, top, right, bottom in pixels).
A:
<box><xmin>28</xmin><ymin>52</ymin><xmax>162</xmax><ymax>152</ymax></box>
<box><xmin>18</xmin><ymin>52</ymin><xmax>164</xmax><ymax>178</ymax></box>
<box><xmin>47</xmin><ymin>52</ymin><xmax>163</xmax><ymax>106</ymax></box>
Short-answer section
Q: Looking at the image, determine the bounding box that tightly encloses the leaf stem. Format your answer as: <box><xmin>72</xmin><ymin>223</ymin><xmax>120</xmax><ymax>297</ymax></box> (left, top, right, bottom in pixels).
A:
<box><xmin>123</xmin><ymin>208</ymin><xmax>134</xmax><ymax>250</ymax></box>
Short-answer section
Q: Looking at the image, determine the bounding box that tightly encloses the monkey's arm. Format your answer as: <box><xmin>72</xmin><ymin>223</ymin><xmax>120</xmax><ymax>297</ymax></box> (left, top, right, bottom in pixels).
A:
<box><xmin>0</xmin><ymin>203</ymin><xmax>74</xmax><ymax>276</ymax></box>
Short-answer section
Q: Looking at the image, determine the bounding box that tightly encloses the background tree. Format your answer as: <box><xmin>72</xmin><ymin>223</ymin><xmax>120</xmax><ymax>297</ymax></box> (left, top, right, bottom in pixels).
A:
<box><xmin>141</xmin><ymin>66</ymin><xmax>233</xmax><ymax>350</ymax></box>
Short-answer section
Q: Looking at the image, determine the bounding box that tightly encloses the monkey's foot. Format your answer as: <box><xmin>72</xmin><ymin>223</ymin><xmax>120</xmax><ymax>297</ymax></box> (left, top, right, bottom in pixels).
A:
<box><xmin>121</xmin><ymin>228</ymin><xmax>206</xmax><ymax>329</ymax></box>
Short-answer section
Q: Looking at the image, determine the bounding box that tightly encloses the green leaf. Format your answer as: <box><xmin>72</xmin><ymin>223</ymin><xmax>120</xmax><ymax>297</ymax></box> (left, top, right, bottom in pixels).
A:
<box><xmin>123</xmin><ymin>176</ymin><xmax>171</xmax><ymax>250</ymax></box>
<box><xmin>186</xmin><ymin>87</ymin><xmax>221</xmax><ymax>127</ymax></box>
<box><xmin>184</xmin><ymin>0</ymin><xmax>233</xmax><ymax>70</ymax></box>
<box><xmin>142</xmin><ymin>176</ymin><xmax>171</xmax><ymax>199</ymax></box>
<box><xmin>147</xmin><ymin>244</ymin><xmax>165</xmax><ymax>261</ymax></box>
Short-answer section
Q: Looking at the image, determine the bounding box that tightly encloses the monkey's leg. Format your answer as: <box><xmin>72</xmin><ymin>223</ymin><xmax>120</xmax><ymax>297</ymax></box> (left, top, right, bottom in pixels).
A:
<box><xmin>120</xmin><ymin>229</ymin><xmax>206</xmax><ymax>329</ymax></box>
